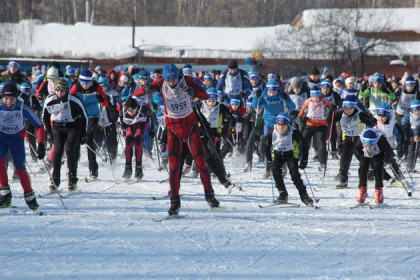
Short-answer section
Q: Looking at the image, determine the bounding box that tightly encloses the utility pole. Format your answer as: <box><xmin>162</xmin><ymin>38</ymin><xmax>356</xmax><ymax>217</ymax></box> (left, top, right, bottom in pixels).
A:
<box><xmin>85</xmin><ymin>0</ymin><xmax>90</xmax><ymax>23</ymax></box>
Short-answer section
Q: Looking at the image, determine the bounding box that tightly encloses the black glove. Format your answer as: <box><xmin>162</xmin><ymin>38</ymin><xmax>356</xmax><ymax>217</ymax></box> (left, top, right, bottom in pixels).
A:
<box><xmin>239</xmin><ymin>92</ymin><xmax>247</xmax><ymax>99</ymax></box>
<box><xmin>149</xmin><ymin>129</ymin><xmax>155</xmax><ymax>138</ymax></box>
<box><xmin>96</xmin><ymin>94</ymin><xmax>105</xmax><ymax>103</ymax></box>
<box><xmin>256</xmin><ymin>89</ymin><xmax>262</xmax><ymax>98</ymax></box>
<box><xmin>151</xmin><ymin>102</ymin><xmax>158</xmax><ymax>110</ymax></box>
<box><xmin>299</xmin><ymin>159</ymin><xmax>308</xmax><ymax>169</ymax></box>
<box><xmin>37</xmin><ymin>143</ymin><xmax>45</xmax><ymax>160</ymax></box>
<box><xmin>219</xmin><ymin>95</ymin><xmax>226</xmax><ymax>103</ymax></box>
<box><xmin>280</xmin><ymin>91</ymin><xmax>288</xmax><ymax>100</ymax></box>
<box><xmin>79</xmin><ymin>136</ymin><xmax>86</xmax><ymax>145</ymax></box>
<box><xmin>186</xmin><ymin>87</ymin><xmax>196</xmax><ymax>97</ymax></box>
<box><xmin>230</xmin><ymin>127</ymin><xmax>236</xmax><ymax>134</ymax></box>
<box><xmin>266</xmin><ymin>161</ymin><xmax>272</xmax><ymax>170</ymax></box>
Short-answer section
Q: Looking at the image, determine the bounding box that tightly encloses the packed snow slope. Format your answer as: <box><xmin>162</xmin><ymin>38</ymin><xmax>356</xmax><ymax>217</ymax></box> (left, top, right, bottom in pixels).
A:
<box><xmin>1</xmin><ymin>146</ymin><xmax>419</xmax><ymax>279</ymax></box>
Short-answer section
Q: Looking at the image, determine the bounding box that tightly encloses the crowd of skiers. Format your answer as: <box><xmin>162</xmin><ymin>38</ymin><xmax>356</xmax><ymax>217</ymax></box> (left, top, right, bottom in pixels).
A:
<box><xmin>0</xmin><ymin>59</ymin><xmax>419</xmax><ymax>214</ymax></box>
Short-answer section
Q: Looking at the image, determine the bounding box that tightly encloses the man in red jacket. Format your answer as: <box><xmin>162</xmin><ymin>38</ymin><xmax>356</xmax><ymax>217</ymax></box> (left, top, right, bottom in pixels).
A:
<box><xmin>149</xmin><ymin>64</ymin><xmax>220</xmax><ymax>215</ymax></box>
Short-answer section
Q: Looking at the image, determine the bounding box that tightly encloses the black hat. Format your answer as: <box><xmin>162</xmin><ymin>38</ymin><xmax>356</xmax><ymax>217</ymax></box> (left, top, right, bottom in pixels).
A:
<box><xmin>124</xmin><ymin>97</ymin><xmax>139</xmax><ymax>111</ymax></box>
<box><xmin>228</xmin><ymin>59</ymin><xmax>238</xmax><ymax>69</ymax></box>
<box><xmin>1</xmin><ymin>83</ymin><xmax>18</xmax><ymax>98</ymax></box>
<box><xmin>308</xmin><ymin>66</ymin><xmax>320</xmax><ymax>76</ymax></box>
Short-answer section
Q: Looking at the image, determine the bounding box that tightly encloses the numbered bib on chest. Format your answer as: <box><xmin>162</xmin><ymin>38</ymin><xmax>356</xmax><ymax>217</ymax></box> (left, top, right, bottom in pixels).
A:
<box><xmin>162</xmin><ymin>78</ymin><xmax>193</xmax><ymax>119</ymax></box>
<box><xmin>272</xmin><ymin>129</ymin><xmax>294</xmax><ymax>152</ymax></box>
<box><xmin>98</xmin><ymin>106</ymin><xmax>111</xmax><ymax>127</ymax></box>
<box><xmin>0</xmin><ymin>109</ymin><xmax>24</xmax><ymax>134</ymax></box>
<box><xmin>47</xmin><ymin>101</ymin><xmax>73</xmax><ymax>123</ymax></box>
<box><xmin>341</xmin><ymin>111</ymin><xmax>361</xmax><ymax>137</ymax></box>
<box><xmin>307</xmin><ymin>102</ymin><xmax>326</xmax><ymax>120</ymax></box>
<box><xmin>201</xmin><ymin>103</ymin><xmax>220</xmax><ymax>128</ymax></box>
<box><xmin>225</xmin><ymin>74</ymin><xmax>242</xmax><ymax>96</ymax></box>
<box><xmin>396</xmin><ymin>91</ymin><xmax>416</xmax><ymax>115</ymax></box>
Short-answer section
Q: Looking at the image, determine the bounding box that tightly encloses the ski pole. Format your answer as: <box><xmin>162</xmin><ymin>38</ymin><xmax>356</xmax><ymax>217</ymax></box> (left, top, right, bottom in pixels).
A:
<box><xmin>93</xmin><ymin>139</ymin><xmax>108</xmax><ymax>162</ymax></box>
<box><xmin>397</xmin><ymin>157</ymin><xmax>414</xmax><ymax>182</ymax></box>
<box><xmin>327</xmin><ymin>109</ymin><xmax>335</xmax><ymax>153</ymax></box>
<box><xmin>28</xmin><ymin>143</ymin><xmax>67</xmax><ymax>209</ymax></box>
<box><xmin>85</xmin><ymin>143</ymin><xmax>107</xmax><ymax>162</ymax></box>
<box><xmin>101</xmin><ymin>127</ymin><xmax>117</xmax><ymax>183</ymax></box>
<box><xmin>270</xmin><ymin>168</ymin><xmax>275</xmax><ymax>203</ymax></box>
<box><xmin>302</xmin><ymin>168</ymin><xmax>320</xmax><ymax>203</ymax></box>
<box><xmin>389</xmin><ymin>162</ymin><xmax>413</xmax><ymax>197</ymax></box>
<box><xmin>413</xmin><ymin>141</ymin><xmax>418</xmax><ymax>171</ymax></box>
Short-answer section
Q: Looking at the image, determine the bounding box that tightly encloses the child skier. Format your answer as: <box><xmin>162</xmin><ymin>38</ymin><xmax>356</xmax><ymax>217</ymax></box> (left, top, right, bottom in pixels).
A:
<box><xmin>334</xmin><ymin>95</ymin><xmax>375</xmax><ymax>188</ymax></box>
<box><xmin>353</xmin><ymin>128</ymin><xmax>397</xmax><ymax>205</ymax></box>
<box><xmin>0</xmin><ymin>82</ymin><xmax>46</xmax><ymax>210</ymax></box>
<box><xmin>42</xmin><ymin>79</ymin><xmax>88</xmax><ymax>191</ymax></box>
<box><xmin>402</xmin><ymin>99</ymin><xmax>420</xmax><ymax>173</ymax></box>
<box><xmin>120</xmin><ymin>97</ymin><xmax>154</xmax><ymax>181</ymax></box>
<box><xmin>264</xmin><ymin>112</ymin><xmax>314</xmax><ymax>206</ymax></box>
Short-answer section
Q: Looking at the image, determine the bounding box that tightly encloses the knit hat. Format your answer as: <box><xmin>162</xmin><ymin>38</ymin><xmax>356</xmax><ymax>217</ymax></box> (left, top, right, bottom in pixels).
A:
<box><xmin>46</xmin><ymin>67</ymin><xmax>59</xmax><ymax>79</ymax></box>
<box><xmin>345</xmin><ymin>77</ymin><xmax>355</xmax><ymax>85</ymax></box>
<box><xmin>266</xmin><ymin>80</ymin><xmax>279</xmax><ymax>92</ymax></box>
<box><xmin>276</xmin><ymin>112</ymin><xmax>290</xmax><ymax>125</ymax></box>
<box><xmin>227</xmin><ymin>59</ymin><xmax>238</xmax><ymax>69</ymax></box>
<box><xmin>376</xmin><ymin>103</ymin><xmax>391</xmax><ymax>117</ymax></box>
<box><xmin>310</xmin><ymin>85</ymin><xmax>321</xmax><ymax>97</ymax></box>
<box><xmin>1</xmin><ymin>83</ymin><xmax>18</xmax><ymax>98</ymax></box>
<box><xmin>342</xmin><ymin>95</ymin><xmax>358</xmax><ymax>108</ymax></box>
<box><xmin>405</xmin><ymin>76</ymin><xmax>416</xmax><ymax>87</ymax></box>
<box><xmin>320</xmin><ymin>79</ymin><xmax>332</xmax><ymax>89</ymax></box>
<box><xmin>372</xmin><ymin>73</ymin><xmax>384</xmax><ymax>84</ymax></box>
<box><xmin>120</xmin><ymin>75</ymin><xmax>128</xmax><ymax>83</ymax></box>
<box><xmin>19</xmin><ymin>82</ymin><xmax>31</xmax><ymax>92</ymax></box>
<box><xmin>267</xmin><ymin>73</ymin><xmax>276</xmax><ymax>80</ymax></box>
<box><xmin>290</xmin><ymin>77</ymin><xmax>303</xmax><ymax>89</ymax></box>
<box><xmin>230</xmin><ymin>98</ymin><xmax>241</xmax><ymax>106</ymax></box>
<box><xmin>79</xmin><ymin>69</ymin><xmax>93</xmax><ymax>84</ymax></box>
<box><xmin>206</xmin><ymin>87</ymin><xmax>218</xmax><ymax>100</ymax></box>
<box><xmin>95</xmin><ymin>66</ymin><xmax>102</xmax><ymax>72</ymax></box>
<box><xmin>410</xmin><ymin>99</ymin><xmax>420</xmax><ymax>111</ymax></box>
<box><xmin>163</xmin><ymin>64</ymin><xmax>179</xmax><ymax>81</ymax></box>
<box><xmin>98</xmin><ymin>77</ymin><xmax>109</xmax><ymax>88</ymax></box>
<box><xmin>308</xmin><ymin>66</ymin><xmax>320</xmax><ymax>76</ymax></box>
<box><xmin>361</xmin><ymin>129</ymin><xmax>379</xmax><ymax>146</ymax></box>
<box><xmin>182</xmin><ymin>64</ymin><xmax>193</xmax><ymax>74</ymax></box>
<box><xmin>249</xmin><ymin>72</ymin><xmax>259</xmax><ymax>80</ymax></box>
<box><xmin>7</xmin><ymin>61</ymin><xmax>20</xmax><ymax>70</ymax></box>
<box><xmin>139</xmin><ymin>69</ymin><xmax>149</xmax><ymax>79</ymax></box>
<box><xmin>204</xmin><ymin>73</ymin><xmax>213</xmax><ymax>81</ymax></box>
<box><xmin>54</xmin><ymin>79</ymin><xmax>69</xmax><ymax>92</ymax></box>
<box><xmin>124</xmin><ymin>97</ymin><xmax>139</xmax><ymax>111</ymax></box>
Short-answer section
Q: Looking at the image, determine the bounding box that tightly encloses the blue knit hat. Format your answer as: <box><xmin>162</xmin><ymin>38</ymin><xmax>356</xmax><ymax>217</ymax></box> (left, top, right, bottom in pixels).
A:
<box><xmin>310</xmin><ymin>85</ymin><xmax>321</xmax><ymax>97</ymax></box>
<box><xmin>372</xmin><ymin>73</ymin><xmax>384</xmax><ymax>84</ymax></box>
<box><xmin>79</xmin><ymin>69</ymin><xmax>93</xmax><ymax>84</ymax></box>
<box><xmin>7</xmin><ymin>61</ymin><xmax>20</xmax><ymax>70</ymax></box>
<box><xmin>343</xmin><ymin>95</ymin><xmax>358</xmax><ymax>108</ymax></box>
<box><xmin>163</xmin><ymin>64</ymin><xmax>179</xmax><ymax>81</ymax></box>
<box><xmin>320</xmin><ymin>79</ymin><xmax>332</xmax><ymax>89</ymax></box>
<box><xmin>376</xmin><ymin>103</ymin><xmax>391</xmax><ymax>117</ymax></box>
<box><xmin>276</xmin><ymin>112</ymin><xmax>290</xmax><ymax>125</ymax></box>
<box><xmin>204</xmin><ymin>73</ymin><xmax>213</xmax><ymax>81</ymax></box>
<box><xmin>206</xmin><ymin>87</ymin><xmax>218</xmax><ymax>100</ymax></box>
<box><xmin>361</xmin><ymin>129</ymin><xmax>379</xmax><ymax>146</ymax></box>
<box><xmin>410</xmin><ymin>99</ymin><xmax>420</xmax><ymax>111</ymax></box>
<box><xmin>182</xmin><ymin>64</ymin><xmax>193</xmax><ymax>74</ymax></box>
<box><xmin>249</xmin><ymin>72</ymin><xmax>259</xmax><ymax>80</ymax></box>
<box><xmin>266</xmin><ymin>80</ymin><xmax>279</xmax><ymax>92</ymax></box>
<box><xmin>230</xmin><ymin>98</ymin><xmax>241</xmax><ymax>106</ymax></box>
<box><xmin>98</xmin><ymin>77</ymin><xmax>109</xmax><ymax>88</ymax></box>
<box><xmin>405</xmin><ymin>76</ymin><xmax>416</xmax><ymax>87</ymax></box>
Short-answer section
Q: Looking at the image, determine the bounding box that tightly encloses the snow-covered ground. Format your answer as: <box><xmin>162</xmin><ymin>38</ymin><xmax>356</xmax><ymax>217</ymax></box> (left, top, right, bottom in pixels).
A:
<box><xmin>1</xmin><ymin>144</ymin><xmax>419</xmax><ymax>279</ymax></box>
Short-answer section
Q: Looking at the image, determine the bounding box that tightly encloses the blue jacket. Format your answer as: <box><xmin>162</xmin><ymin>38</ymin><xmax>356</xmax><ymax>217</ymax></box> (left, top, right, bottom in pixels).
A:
<box><xmin>252</xmin><ymin>91</ymin><xmax>296</xmax><ymax>126</ymax></box>
<box><xmin>216</xmin><ymin>69</ymin><xmax>252</xmax><ymax>98</ymax></box>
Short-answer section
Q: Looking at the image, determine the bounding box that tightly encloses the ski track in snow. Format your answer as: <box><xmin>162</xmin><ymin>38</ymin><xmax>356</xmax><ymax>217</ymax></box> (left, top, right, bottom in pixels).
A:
<box><xmin>1</xmin><ymin>147</ymin><xmax>420</xmax><ymax>279</ymax></box>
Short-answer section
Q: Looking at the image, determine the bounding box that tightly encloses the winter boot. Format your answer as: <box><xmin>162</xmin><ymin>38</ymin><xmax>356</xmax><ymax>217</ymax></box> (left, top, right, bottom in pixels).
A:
<box><xmin>301</xmin><ymin>194</ymin><xmax>314</xmax><ymax>206</ymax></box>
<box><xmin>389</xmin><ymin>177</ymin><xmax>404</xmax><ymax>188</ymax></box>
<box><xmin>243</xmin><ymin>161</ymin><xmax>252</xmax><ymax>172</ymax></box>
<box><xmin>331</xmin><ymin>151</ymin><xmax>339</xmax><ymax>160</ymax></box>
<box><xmin>334</xmin><ymin>173</ymin><xmax>342</xmax><ymax>181</ymax></box>
<box><xmin>48</xmin><ymin>180</ymin><xmax>59</xmax><ymax>191</ymax></box>
<box><xmin>0</xmin><ymin>186</ymin><xmax>12</xmax><ymax>207</ymax></box>
<box><xmin>375</xmin><ymin>188</ymin><xmax>384</xmax><ymax>204</ymax></box>
<box><xmin>68</xmin><ymin>177</ymin><xmax>78</xmax><ymax>192</ymax></box>
<box><xmin>356</xmin><ymin>186</ymin><xmax>367</xmax><ymax>203</ymax></box>
<box><xmin>24</xmin><ymin>191</ymin><xmax>39</xmax><ymax>210</ymax></box>
<box><xmin>205</xmin><ymin>189</ymin><xmax>220</xmax><ymax>208</ymax></box>
<box><xmin>134</xmin><ymin>165</ymin><xmax>143</xmax><ymax>181</ymax></box>
<box><xmin>275</xmin><ymin>191</ymin><xmax>288</xmax><ymax>204</ymax></box>
<box><xmin>168</xmin><ymin>196</ymin><xmax>181</xmax><ymax>216</ymax></box>
<box><xmin>122</xmin><ymin>164</ymin><xmax>132</xmax><ymax>180</ymax></box>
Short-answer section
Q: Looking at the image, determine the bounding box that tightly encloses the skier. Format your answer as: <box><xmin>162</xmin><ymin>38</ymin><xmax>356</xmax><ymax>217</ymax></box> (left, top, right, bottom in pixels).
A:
<box><xmin>149</xmin><ymin>64</ymin><xmax>220</xmax><ymax>215</ymax></box>
<box><xmin>120</xmin><ymin>96</ymin><xmax>154</xmax><ymax>181</ymax></box>
<box><xmin>359</xmin><ymin>73</ymin><xmax>396</xmax><ymax>115</ymax></box>
<box><xmin>334</xmin><ymin>95</ymin><xmax>376</xmax><ymax>188</ymax></box>
<box><xmin>0</xmin><ymin>61</ymin><xmax>31</xmax><ymax>84</ymax></box>
<box><xmin>297</xmin><ymin>85</ymin><xmax>332</xmax><ymax>171</ymax></box>
<box><xmin>353</xmin><ymin>128</ymin><xmax>398</xmax><ymax>205</ymax></box>
<box><xmin>42</xmin><ymin>79</ymin><xmax>88</xmax><ymax>191</ymax></box>
<box><xmin>394</xmin><ymin>76</ymin><xmax>419</xmax><ymax>125</ymax></box>
<box><xmin>216</xmin><ymin>59</ymin><xmax>252</xmax><ymax>103</ymax></box>
<box><xmin>0</xmin><ymin>82</ymin><xmax>46</xmax><ymax>210</ymax></box>
<box><xmin>286</xmin><ymin>77</ymin><xmax>309</xmax><ymax>131</ymax></box>
<box><xmin>226</xmin><ymin>97</ymin><xmax>249</xmax><ymax>155</ymax></box>
<box><xmin>70</xmin><ymin>69</ymin><xmax>109</xmax><ymax>181</ymax></box>
<box><xmin>264</xmin><ymin>112</ymin><xmax>314</xmax><ymax>206</ymax></box>
<box><xmin>401</xmin><ymin>99</ymin><xmax>420</xmax><ymax>173</ymax></box>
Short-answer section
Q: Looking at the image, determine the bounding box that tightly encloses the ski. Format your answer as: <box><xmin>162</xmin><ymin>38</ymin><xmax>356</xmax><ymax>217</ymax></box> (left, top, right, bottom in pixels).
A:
<box><xmin>369</xmin><ymin>203</ymin><xmax>387</xmax><ymax>209</ymax></box>
<box><xmin>258</xmin><ymin>202</ymin><xmax>300</xmax><ymax>208</ymax></box>
<box><xmin>208</xmin><ymin>206</ymin><xmax>232</xmax><ymax>212</ymax></box>
<box><xmin>350</xmin><ymin>202</ymin><xmax>370</xmax><ymax>209</ymax></box>
<box><xmin>226</xmin><ymin>184</ymin><xmax>243</xmax><ymax>194</ymax></box>
<box><xmin>152</xmin><ymin>194</ymin><xmax>184</xmax><ymax>201</ymax></box>
<box><xmin>152</xmin><ymin>214</ymin><xmax>187</xmax><ymax>222</ymax></box>
<box><xmin>38</xmin><ymin>190</ymin><xmax>62</xmax><ymax>198</ymax></box>
<box><xmin>0</xmin><ymin>206</ymin><xmax>44</xmax><ymax>216</ymax></box>
<box><xmin>85</xmin><ymin>177</ymin><xmax>98</xmax><ymax>183</ymax></box>
<box><xmin>60</xmin><ymin>190</ymin><xmax>81</xmax><ymax>198</ymax></box>
<box><xmin>305</xmin><ymin>204</ymin><xmax>319</xmax><ymax>209</ymax></box>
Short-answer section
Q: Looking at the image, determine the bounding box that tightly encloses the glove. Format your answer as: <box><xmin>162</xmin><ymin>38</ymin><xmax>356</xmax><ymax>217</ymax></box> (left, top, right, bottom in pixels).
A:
<box><xmin>239</xmin><ymin>92</ymin><xmax>247</xmax><ymax>99</ymax></box>
<box><xmin>295</xmin><ymin>117</ymin><xmax>303</xmax><ymax>125</ymax></box>
<box><xmin>37</xmin><ymin>143</ymin><xmax>45</xmax><ymax>160</ymax></box>
<box><xmin>79</xmin><ymin>136</ymin><xmax>86</xmax><ymax>145</ymax></box>
<box><xmin>219</xmin><ymin>95</ymin><xmax>226</xmax><ymax>103</ymax></box>
<box><xmin>256</xmin><ymin>89</ymin><xmax>262</xmax><ymax>98</ymax></box>
<box><xmin>151</xmin><ymin>102</ymin><xmax>158</xmax><ymax>110</ymax></box>
<box><xmin>280</xmin><ymin>91</ymin><xmax>288</xmax><ymax>100</ymax></box>
<box><xmin>96</xmin><ymin>94</ymin><xmax>105</xmax><ymax>103</ymax></box>
<box><xmin>266</xmin><ymin>161</ymin><xmax>272</xmax><ymax>170</ymax></box>
<box><xmin>186</xmin><ymin>87</ymin><xmax>196</xmax><ymax>97</ymax></box>
<box><xmin>299</xmin><ymin>159</ymin><xmax>308</xmax><ymax>169</ymax></box>
<box><xmin>230</xmin><ymin>127</ymin><xmax>236</xmax><ymax>134</ymax></box>
<box><xmin>149</xmin><ymin>129</ymin><xmax>155</xmax><ymax>138</ymax></box>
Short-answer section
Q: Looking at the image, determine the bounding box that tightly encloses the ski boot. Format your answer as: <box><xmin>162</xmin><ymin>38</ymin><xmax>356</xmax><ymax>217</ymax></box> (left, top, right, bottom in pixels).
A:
<box><xmin>375</xmin><ymin>188</ymin><xmax>384</xmax><ymax>204</ymax></box>
<box><xmin>122</xmin><ymin>164</ymin><xmax>132</xmax><ymax>180</ymax></box>
<box><xmin>318</xmin><ymin>163</ymin><xmax>326</xmax><ymax>172</ymax></box>
<box><xmin>331</xmin><ymin>151</ymin><xmax>339</xmax><ymax>160</ymax></box>
<box><xmin>356</xmin><ymin>186</ymin><xmax>367</xmax><ymax>203</ymax></box>
<box><xmin>301</xmin><ymin>194</ymin><xmax>314</xmax><ymax>207</ymax></box>
<box><xmin>275</xmin><ymin>192</ymin><xmax>288</xmax><ymax>204</ymax></box>
<box><xmin>205</xmin><ymin>189</ymin><xmax>220</xmax><ymax>208</ymax></box>
<box><xmin>168</xmin><ymin>196</ymin><xmax>181</xmax><ymax>216</ymax></box>
<box><xmin>24</xmin><ymin>191</ymin><xmax>39</xmax><ymax>210</ymax></box>
<box><xmin>90</xmin><ymin>169</ymin><xmax>98</xmax><ymax>181</ymax></box>
<box><xmin>336</xmin><ymin>181</ymin><xmax>348</xmax><ymax>189</ymax></box>
<box><xmin>48</xmin><ymin>180</ymin><xmax>59</xmax><ymax>191</ymax></box>
<box><xmin>134</xmin><ymin>165</ymin><xmax>143</xmax><ymax>181</ymax></box>
<box><xmin>68</xmin><ymin>177</ymin><xmax>78</xmax><ymax>192</ymax></box>
<box><xmin>388</xmin><ymin>177</ymin><xmax>403</xmax><ymax>188</ymax></box>
<box><xmin>0</xmin><ymin>186</ymin><xmax>12</xmax><ymax>207</ymax></box>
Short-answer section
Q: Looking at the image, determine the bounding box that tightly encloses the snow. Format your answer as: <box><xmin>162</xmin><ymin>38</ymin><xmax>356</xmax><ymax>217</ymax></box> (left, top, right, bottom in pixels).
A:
<box><xmin>1</xmin><ymin>147</ymin><xmax>419</xmax><ymax>279</ymax></box>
